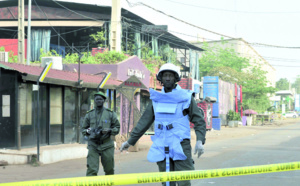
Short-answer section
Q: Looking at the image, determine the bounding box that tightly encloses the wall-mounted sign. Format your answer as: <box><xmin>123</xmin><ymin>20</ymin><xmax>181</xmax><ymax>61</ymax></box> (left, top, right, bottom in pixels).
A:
<box><xmin>203</xmin><ymin>76</ymin><xmax>219</xmax><ymax>83</ymax></box>
<box><xmin>117</xmin><ymin>75</ymin><xmax>147</xmax><ymax>89</ymax></box>
<box><xmin>141</xmin><ymin>25</ymin><xmax>168</xmax><ymax>33</ymax></box>
<box><xmin>128</xmin><ymin>69</ymin><xmax>145</xmax><ymax>79</ymax></box>
<box><xmin>125</xmin><ymin>81</ymin><xmax>141</xmax><ymax>87</ymax></box>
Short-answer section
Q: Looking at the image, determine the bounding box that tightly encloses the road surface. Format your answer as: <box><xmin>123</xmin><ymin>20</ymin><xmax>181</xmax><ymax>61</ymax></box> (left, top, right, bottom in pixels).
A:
<box><xmin>1</xmin><ymin>119</ymin><xmax>300</xmax><ymax>186</ymax></box>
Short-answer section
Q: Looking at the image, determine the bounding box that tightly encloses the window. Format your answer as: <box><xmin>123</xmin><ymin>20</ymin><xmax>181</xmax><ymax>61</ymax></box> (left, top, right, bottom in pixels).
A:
<box><xmin>19</xmin><ymin>83</ymin><xmax>35</xmax><ymax>147</ymax></box>
<box><xmin>50</xmin><ymin>87</ymin><xmax>62</xmax><ymax>125</ymax></box>
<box><xmin>50</xmin><ymin>86</ymin><xmax>63</xmax><ymax>144</ymax></box>
<box><xmin>64</xmin><ymin>87</ymin><xmax>76</xmax><ymax>143</ymax></box>
<box><xmin>19</xmin><ymin>84</ymin><xmax>32</xmax><ymax>125</ymax></box>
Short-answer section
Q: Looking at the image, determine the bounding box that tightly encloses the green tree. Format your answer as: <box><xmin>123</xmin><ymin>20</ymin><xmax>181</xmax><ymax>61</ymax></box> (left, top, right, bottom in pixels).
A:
<box><xmin>242</xmin><ymin>66</ymin><xmax>276</xmax><ymax>99</ymax></box>
<box><xmin>90</xmin><ymin>31</ymin><xmax>106</xmax><ymax>48</ymax></box>
<box><xmin>198</xmin><ymin>41</ymin><xmax>276</xmax><ymax>113</ymax></box>
<box><xmin>208</xmin><ymin>66</ymin><xmax>240</xmax><ymax>84</ymax></box>
<box><xmin>292</xmin><ymin>75</ymin><xmax>300</xmax><ymax>94</ymax></box>
<box><xmin>0</xmin><ymin>46</ymin><xmax>18</xmax><ymax>63</ymax></box>
<box><xmin>276</xmin><ymin>78</ymin><xmax>290</xmax><ymax>90</ymax></box>
<box><xmin>199</xmin><ymin>41</ymin><xmax>250</xmax><ymax>77</ymax></box>
<box><xmin>241</xmin><ymin>67</ymin><xmax>276</xmax><ymax>112</ymax></box>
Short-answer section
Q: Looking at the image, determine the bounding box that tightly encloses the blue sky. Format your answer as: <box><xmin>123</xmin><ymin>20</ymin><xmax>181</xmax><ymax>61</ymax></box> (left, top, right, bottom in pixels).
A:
<box><xmin>60</xmin><ymin>0</ymin><xmax>300</xmax><ymax>82</ymax></box>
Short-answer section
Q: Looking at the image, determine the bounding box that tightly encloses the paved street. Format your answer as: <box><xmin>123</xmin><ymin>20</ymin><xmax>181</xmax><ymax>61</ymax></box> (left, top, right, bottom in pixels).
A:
<box><xmin>191</xmin><ymin>121</ymin><xmax>300</xmax><ymax>186</ymax></box>
<box><xmin>1</xmin><ymin>120</ymin><xmax>300</xmax><ymax>186</ymax></box>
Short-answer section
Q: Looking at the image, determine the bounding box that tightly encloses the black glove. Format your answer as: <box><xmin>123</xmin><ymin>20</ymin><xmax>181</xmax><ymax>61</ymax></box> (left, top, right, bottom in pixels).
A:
<box><xmin>89</xmin><ymin>127</ymin><xmax>102</xmax><ymax>139</ymax></box>
<box><xmin>101</xmin><ymin>128</ymin><xmax>112</xmax><ymax>134</ymax></box>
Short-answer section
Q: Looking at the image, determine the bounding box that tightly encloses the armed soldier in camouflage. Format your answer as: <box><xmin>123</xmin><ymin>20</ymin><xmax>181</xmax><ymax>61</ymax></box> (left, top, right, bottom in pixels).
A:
<box><xmin>82</xmin><ymin>91</ymin><xmax>120</xmax><ymax>176</ymax></box>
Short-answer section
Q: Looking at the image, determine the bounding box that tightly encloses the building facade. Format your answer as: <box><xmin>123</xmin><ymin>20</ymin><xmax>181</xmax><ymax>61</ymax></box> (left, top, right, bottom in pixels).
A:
<box><xmin>0</xmin><ymin>61</ymin><xmax>121</xmax><ymax>149</ymax></box>
<box><xmin>190</xmin><ymin>38</ymin><xmax>276</xmax><ymax>88</ymax></box>
<box><xmin>64</xmin><ymin>56</ymin><xmax>151</xmax><ymax>135</ymax></box>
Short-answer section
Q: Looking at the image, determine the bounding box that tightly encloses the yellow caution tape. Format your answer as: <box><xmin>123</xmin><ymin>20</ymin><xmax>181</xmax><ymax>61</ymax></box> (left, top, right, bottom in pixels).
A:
<box><xmin>1</xmin><ymin>161</ymin><xmax>300</xmax><ymax>186</ymax></box>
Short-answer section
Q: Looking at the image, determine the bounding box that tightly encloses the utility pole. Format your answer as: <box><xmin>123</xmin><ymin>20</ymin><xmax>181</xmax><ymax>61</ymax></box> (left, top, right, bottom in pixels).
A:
<box><xmin>26</xmin><ymin>0</ymin><xmax>32</xmax><ymax>65</ymax></box>
<box><xmin>110</xmin><ymin>0</ymin><xmax>121</xmax><ymax>52</ymax></box>
<box><xmin>18</xmin><ymin>0</ymin><xmax>25</xmax><ymax>64</ymax></box>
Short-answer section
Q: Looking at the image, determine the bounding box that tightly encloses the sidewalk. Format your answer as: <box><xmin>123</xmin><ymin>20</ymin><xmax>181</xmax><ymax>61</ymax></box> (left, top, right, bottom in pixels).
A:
<box><xmin>0</xmin><ymin>143</ymin><xmax>88</xmax><ymax>165</ymax></box>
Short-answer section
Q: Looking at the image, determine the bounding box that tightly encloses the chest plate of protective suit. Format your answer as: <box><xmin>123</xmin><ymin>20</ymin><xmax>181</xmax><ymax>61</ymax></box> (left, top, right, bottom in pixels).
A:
<box><xmin>147</xmin><ymin>85</ymin><xmax>193</xmax><ymax>162</ymax></box>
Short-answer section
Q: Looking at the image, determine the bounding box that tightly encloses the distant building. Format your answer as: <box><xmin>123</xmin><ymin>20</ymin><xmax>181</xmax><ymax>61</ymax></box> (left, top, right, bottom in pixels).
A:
<box><xmin>274</xmin><ymin>90</ymin><xmax>294</xmax><ymax>111</ymax></box>
<box><xmin>189</xmin><ymin>38</ymin><xmax>276</xmax><ymax>88</ymax></box>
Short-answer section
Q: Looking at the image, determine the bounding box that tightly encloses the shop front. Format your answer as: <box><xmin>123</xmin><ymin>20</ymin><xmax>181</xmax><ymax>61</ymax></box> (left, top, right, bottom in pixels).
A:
<box><xmin>64</xmin><ymin>56</ymin><xmax>151</xmax><ymax>136</ymax></box>
<box><xmin>0</xmin><ymin>61</ymin><xmax>121</xmax><ymax>149</ymax></box>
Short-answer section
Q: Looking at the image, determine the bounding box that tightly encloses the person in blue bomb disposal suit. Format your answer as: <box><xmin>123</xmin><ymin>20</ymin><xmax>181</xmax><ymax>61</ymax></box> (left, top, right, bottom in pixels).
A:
<box><xmin>120</xmin><ymin>63</ymin><xmax>206</xmax><ymax>186</ymax></box>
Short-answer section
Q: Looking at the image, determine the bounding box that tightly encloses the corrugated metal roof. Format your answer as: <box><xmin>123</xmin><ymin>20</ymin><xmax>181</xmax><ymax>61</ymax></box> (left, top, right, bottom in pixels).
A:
<box><xmin>0</xmin><ymin>62</ymin><xmax>14</xmax><ymax>70</ymax></box>
<box><xmin>0</xmin><ymin>61</ymin><xmax>122</xmax><ymax>89</ymax></box>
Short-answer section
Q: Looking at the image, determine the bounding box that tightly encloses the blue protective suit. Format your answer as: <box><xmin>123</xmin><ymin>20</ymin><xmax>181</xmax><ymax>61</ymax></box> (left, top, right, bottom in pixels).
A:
<box><xmin>147</xmin><ymin>85</ymin><xmax>193</xmax><ymax>163</ymax></box>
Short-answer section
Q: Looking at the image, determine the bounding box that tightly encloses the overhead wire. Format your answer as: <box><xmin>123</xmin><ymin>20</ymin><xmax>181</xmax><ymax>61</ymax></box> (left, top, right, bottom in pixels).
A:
<box><xmin>34</xmin><ymin>0</ymin><xmax>120</xmax><ymax>54</ymax></box>
<box><xmin>43</xmin><ymin>1</ymin><xmax>300</xmax><ymax>58</ymax></box>
<box><xmin>122</xmin><ymin>19</ymin><xmax>300</xmax><ymax>65</ymax></box>
<box><xmin>125</xmin><ymin>2</ymin><xmax>235</xmax><ymax>39</ymax></box>
<box><xmin>162</xmin><ymin>0</ymin><xmax>300</xmax><ymax>14</ymax></box>
<box><xmin>121</xmin><ymin>23</ymin><xmax>300</xmax><ymax>69</ymax></box>
<box><xmin>46</xmin><ymin>1</ymin><xmax>300</xmax><ymax>68</ymax></box>
<box><xmin>123</xmin><ymin>22</ymin><xmax>192</xmax><ymax>50</ymax></box>
<box><xmin>1</xmin><ymin>0</ymin><xmax>298</xmax><ymax>53</ymax></box>
<box><xmin>154</xmin><ymin>28</ymin><xmax>300</xmax><ymax>63</ymax></box>
<box><xmin>0</xmin><ymin>25</ymin><xmax>103</xmax><ymax>49</ymax></box>
<box><xmin>126</xmin><ymin>1</ymin><xmax>300</xmax><ymax>49</ymax></box>
<box><xmin>52</xmin><ymin>0</ymin><xmax>108</xmax><ymax>22</ymax></box>
<box><xmin>2</xmin><ymin>0</ymin><xmax>299</xmax><ymax>68</ymax></box>
<box><xmin>0</xmin><ymin>28</ymin><xmax>18</xmax><ymax>32</ymax></box>
<box><xmin>121</xmin><ymin>21</ymin><xmax>199</xmax><ymax>57</ymax></box>
<box><xmin>33</xmin><ymin>0</ymin><xmax>80</xmax><ymax>53</ymax></box>
<box><xmin>269</xmin><ymin>64</ymin><xmax>300</xmax><ymax>67</ymax></box>
<box><xmin>0</xmin><ymin>1</ymin><xmax>118</xmax><ymax>53</ymax></box>
<box><xmin>0</xmin><ymin>0</ymin><xmax>112</xmax><ymax>53</ymax></box>
<box><xmin>123</xmin><ymin>14</ymin><xmax>300</xmax><ymax>50</ymax></box>
<box><xmin>0</xmin><ymin>22</ymin><xmax>105</xmax><ymax>42</ymax></box>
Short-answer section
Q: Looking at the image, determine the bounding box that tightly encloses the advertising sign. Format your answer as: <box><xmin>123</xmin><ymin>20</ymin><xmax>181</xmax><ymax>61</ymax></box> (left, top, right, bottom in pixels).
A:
<box><xmin>141</xmin><ymin>25</ymin><xmax>168</xmax><ymax>33</ymax></box>
<box><xmin>203</xmin><ymin>76</ymin><xmax>219</xmax><ymax>117</ymax></box>
<box><xmin>117</xmin><ymin>75</ymin><xmax>147</xmax><ymax>89</ymax></box>
<box><xmin>295</xmin><ymin>94</ymin><xmax>300</xmax><ymax>111</ymax></box>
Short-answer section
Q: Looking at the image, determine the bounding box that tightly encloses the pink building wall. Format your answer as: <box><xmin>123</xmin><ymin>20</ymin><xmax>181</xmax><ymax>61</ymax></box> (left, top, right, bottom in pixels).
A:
<box><xmin>0</xmin><ymin>39</ymin><xmax>27</xmax><ymax>59</ymax></box>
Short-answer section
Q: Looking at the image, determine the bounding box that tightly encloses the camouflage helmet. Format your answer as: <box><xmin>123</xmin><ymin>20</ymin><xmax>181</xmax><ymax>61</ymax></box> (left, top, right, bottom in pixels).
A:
<box><xmin>94</xmin><ymin>91</ymin><xmax>107</xmax><ymax>100</ymax></box>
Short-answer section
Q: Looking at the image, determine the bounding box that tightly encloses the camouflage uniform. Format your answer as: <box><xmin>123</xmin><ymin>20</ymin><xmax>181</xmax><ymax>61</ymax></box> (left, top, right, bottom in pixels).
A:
<box><xmin>82</xmin><ymin>105</ymin><xmax>120</xmax><ymax>176</ymax></box>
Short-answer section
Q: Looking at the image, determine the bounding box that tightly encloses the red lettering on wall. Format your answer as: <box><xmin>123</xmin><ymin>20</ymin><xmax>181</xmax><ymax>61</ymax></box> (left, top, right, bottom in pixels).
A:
<box><xmin>124</xmin><ymin>81</ymin><xmax>141</xmax><ymax>87</ymax></box>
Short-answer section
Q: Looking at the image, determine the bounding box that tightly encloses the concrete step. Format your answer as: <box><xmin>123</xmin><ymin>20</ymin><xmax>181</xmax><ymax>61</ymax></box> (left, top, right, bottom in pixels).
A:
<box><xmin>0</xmin><ymin>144</ymin><xmax>88</xmax><ymax>165</ymax></box>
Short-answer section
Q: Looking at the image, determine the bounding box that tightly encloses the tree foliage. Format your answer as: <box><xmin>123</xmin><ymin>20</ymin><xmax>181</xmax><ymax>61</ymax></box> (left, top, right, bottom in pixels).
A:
<box><xmin>0</xmin><ymin>46</ymin><xmax>18</xmax><ymax>63</ymax></box>
<box><xmin>241</xmin><ymin>67</ymin><xmax>276</xmax><ymax>112</ymax></box>
<box><xmin>199</xmin><ymin>41</ymin><xmax>250</xmax><ymax>77</ymax></box>
<box><xmin>292</xmin><ymin>76</ymin><xmax>300</xmax><ymax>94</ymax></box>
<box><xmin>276</xmin><ymin>78</ymin><xmax>290</xmax><ymax>91</ymax></box>
<box><xmin>90</xmin><ymin>31</ymin><xmax>106</xmax><ymax>48</ymax></box>
<box><xmin>199</xmin><ymin>40</ymin><xmax>276</xmax><ymax>112</ymax></box>
<box><xmin>208</xmin><ymin>66</ymin><xmax>240</xmax><ymax>84</ymax></box>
